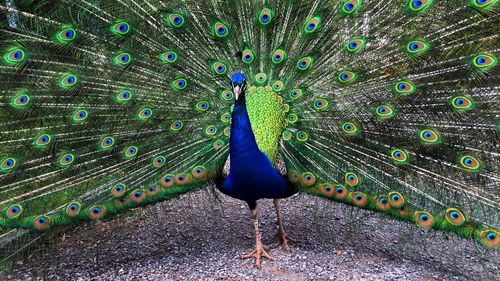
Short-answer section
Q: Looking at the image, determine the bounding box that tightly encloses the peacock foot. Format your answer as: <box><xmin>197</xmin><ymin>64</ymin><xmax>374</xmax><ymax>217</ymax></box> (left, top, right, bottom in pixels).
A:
<box><xmin>272</xmin><ymin>225</ymin><xmax>300</xmax><ymax>252</ymax></box>
<box><xmin>239</xmin><ymin>244</ymin><xmax>273</xmax><ymax>269</ymax></box>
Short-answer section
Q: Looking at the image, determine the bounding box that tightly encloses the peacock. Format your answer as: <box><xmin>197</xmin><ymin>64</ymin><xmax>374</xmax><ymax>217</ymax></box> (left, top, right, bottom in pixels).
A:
<box><xmin>0</xmin><ymin>0</ymin><xmax>499</xmax><ymax>269</ymax></box>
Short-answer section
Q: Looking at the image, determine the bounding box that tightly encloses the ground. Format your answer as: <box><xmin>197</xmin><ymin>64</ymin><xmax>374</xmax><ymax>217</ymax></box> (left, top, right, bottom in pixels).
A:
<box><xmin>3</xmin><ymin>190</ymin><xmax>499</xmax><ymax>281</ymax></box>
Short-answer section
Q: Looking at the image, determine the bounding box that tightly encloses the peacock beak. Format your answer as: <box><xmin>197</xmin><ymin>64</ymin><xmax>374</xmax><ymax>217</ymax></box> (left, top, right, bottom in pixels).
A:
<box><xmin>233</xmin><ymin>85</ymin><xmax>241</xmax><ymax>100</ymax></box>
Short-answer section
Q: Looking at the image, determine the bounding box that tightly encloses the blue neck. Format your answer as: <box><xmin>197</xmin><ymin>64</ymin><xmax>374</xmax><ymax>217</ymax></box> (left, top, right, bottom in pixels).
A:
<box><xmin>229</xmin><ymin>93</ymin><xmax>260</xmax><ymax>171</ymax></box>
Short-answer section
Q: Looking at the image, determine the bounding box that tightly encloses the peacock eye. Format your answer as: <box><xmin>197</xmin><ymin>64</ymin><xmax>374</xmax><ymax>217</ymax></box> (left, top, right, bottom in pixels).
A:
<box><xmin>419</xmin><ymin>129</ymin><xmax>440</xmax><ymax>144</ymax></box>
<box><xmin>445</xmin><ymin>208</ymin><xmax>466</xmax><ymax>226</ymax></box>
<box><xmin>113</xmin><ymin>52</ymin><xmax>132</xmax><ymax>66</ymax></box>
<box><xmin>460</xmin><ymin>155</ymin><xmax>480</xmax><ymax>170</ymax></box>
<box><xmin>450</xmin><ymin>95</ymin><xmax>473</xmax><ymax>111</ymax></box>
<box><xmin>7</xmin><ymin>204</ymin><xmax>23</xmax><ymax>218</ymax></box>
<box><xmin>172</xmin><ymin>78</ymin><xmax>187</xmax><ymax>90</ymax></box>
<box><xmin>390</xmin><ymin>149</ymin><xmax>409</xmax><ymax>164</ymax></box>
<box><xmin>273</xmin><ymin>81</ymin><xmax>284</xmax><ymax>91</ymax></box>
<box><xmin>297</xmin><ymin>56</ymin><xmax>313</xmax><ymax>70</ymax></box>
<box><xmin>341</xmin><ymin>122</ymin><xmax>359</xmax><ymax>135</ymax></box>
<box><xmin>213</xmin><ymin>22</ymin><xmax>229</xmax><ymax>38</ymax></box>
<box><xmin>472</xmin><ymin>53</ymin><xmax>497</xmax><ymax>71</ymax></box>
<box><xmin>59</xmin><ymin>73</ymin><xmax>78</xmax><ymax>89</ymax></box>
<box><xmin>472</xmin><ymin>0</ymin><xmax>496</xmax><ymax>11</ymax></box>
<box><xmin>375</xmin><ymin>195</ymin><xmax>392</xmax><ymax>211</ymax></box>
<box><xmin>124</xmin><ymin>146</ymin><xmax>138</xmax><ymax>158</ymax></box>
<box><xmin>345</xmin><ymin>37</ymin><xmax>367</xmax><ymax>54</ymax></box>
<box><xmin>192</xmin><ymin>166</ymin><xmax>207</xmax><ymax>179</ymax></box>
<box><xmin>111</xmin><ymin>21</ymin><xmax>130</xmax><ymax>35</ymax></box>
<box><xmin>296</xmin><ymin>131</ymin><xmax>309</xmax><ymax>142</ymax></box>
<box><xmin>241</xmin><ymin>49</ymin><xmax>255</xmax><ymax>64</ymax></box>
<box><xmin>406</xmin><ymin>39</ymin><xmax>430</xmax><ymax>55</ymax></box>
<box><xmin>138</xmin><ymin>108</ymin><xmax>153</xmax><ymax>119</ymax></box>
<box><xmin>282</xmin><ymin>131</ymin><xmax>292</xmax><ymax>141</ymax></box>
<box><xmin>313</xmin><ymin>99</ymin><xmax>329</xmax><ymax>110</ymax></box>
<box><xmin>167</xmin><ymin>13</ymin><xmax>185</xmax><ymax>28</ymax></box>
<box><xmin>387</xmin><ymin>192</ymin><xmax>405</xmax><ymax>208</ymax></box>
<box><xmin>338</xmin><ymin>71</ymin><xmax>356</xmax><ymax>83</ymax></box>
<box><xmin>160</xmin><ymin>174</ymin><xmax>175</xmax><ymax>188</ymax></box>
<box><xmin>258</xmin><ymin>8</ymin><xmax>274</xmax><ymax>25</ymax></box>
<box><xmin>287</xmin><ymin>114</ymin><xmax>298</xmax><ymax>124</ymax></box>
<box><xmin>393</xmin><ymin>81</ymin><xmax>415</xmax><ymax>95</ymax></box>
<box><xmin>300</xmin><ymin>172</ymin><xmax>316</xmax><ymax>186</ymax></box>
<box><xmin>272</xmin><ymin>49</ymin><xmax>287</xmax><ymax>64</ymax></box>
<box><xmin>170</xmin><ymin>120</ymin><xmax>184</xmax><ymax>131</ymax></box>
<box><xmin>351</xmin><ymin>192</ymin><xmax>367</xmax><ymax>207</ymax></box>
<box><xmin>407</xmin><ymin>0</ymin><xmax>432</xmax><ymax>13</ymax></box>
<box><xmin>4</xmin><ymin>47</ymin><xmax>26</xmax><ymax>65</ymax></box>
<box><xmin>161</xmin><ymin>51</ymin><xmax>178</xmax><ymax>63</ymax></box>
<box><xmin>304</xmin><ymin>16</ymin><xmax>320</xmax><ymax>34</ymax></box>
<box><xmin>56</xmin><ymin>26</ymin><xmax>77</xmax><ymax>43</ymax></box>
<box><xmin>341</xmin><ymin>0</ymin><xmax>361</xmax><ymax>15</ymax></box>
<box><xmin>205</xmin><ymin>125</ymin><xmax>217</xmax><ymax>136</ymax></box>
<box><xmin>72</xmin><ymin>110</ymin><xmax>88</xmax><ymax>122</ymax></box>
<box><xmin>212</xmin><ymin>62</ymin><xmax>227</xmax><ymax>74</ymax></box>
<box><xmin>487</xmin><ymin>232</ymin><xmax>496</xmax><ymax>241</ymax></box>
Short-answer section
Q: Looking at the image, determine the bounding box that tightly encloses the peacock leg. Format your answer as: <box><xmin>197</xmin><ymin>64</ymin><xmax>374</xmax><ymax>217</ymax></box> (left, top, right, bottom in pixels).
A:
<box><xmin>240</xmin><ymin>203</ymin><xmax>273</xmax><ymax>269</ymax></box>
<box><xmin>272</xmin><ymin>198</ymin><xmax>300</xmax><ymax>252</ymax></box>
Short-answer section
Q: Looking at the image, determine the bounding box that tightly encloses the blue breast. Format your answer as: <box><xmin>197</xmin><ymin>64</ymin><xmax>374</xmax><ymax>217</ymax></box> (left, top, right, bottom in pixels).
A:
<box><xmin>219</xmin><ymin>93</ymin><xmax>292</xmax><ymax>201</ymax></box>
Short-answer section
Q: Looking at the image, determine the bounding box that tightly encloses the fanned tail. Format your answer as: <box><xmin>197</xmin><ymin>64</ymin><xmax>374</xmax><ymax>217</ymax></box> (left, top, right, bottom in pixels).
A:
<box><xmin>0</xmin><ymin>0</ymin><xmax>498</xmax><ymax>257</ymax></box>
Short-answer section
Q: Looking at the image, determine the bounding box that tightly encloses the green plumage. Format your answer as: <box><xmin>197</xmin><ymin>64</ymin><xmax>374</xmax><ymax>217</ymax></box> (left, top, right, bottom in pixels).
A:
<box><xmin>246</xmin><ymin>85</ymin><xmax>286</xmax><ymax>162</ymax></box>
<box><xmin>0</xmin><ymin>0</ymin><xmax>499</xmax><ymax>264</ymax></box>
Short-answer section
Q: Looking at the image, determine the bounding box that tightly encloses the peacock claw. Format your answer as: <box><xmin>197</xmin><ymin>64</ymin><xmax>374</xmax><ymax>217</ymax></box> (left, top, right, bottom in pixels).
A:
<box><xmin>272</xmin><ymin>230</ymin><xmax>300</xmax><ymax>252</ymax></box>
<box><xmin>240</xmin><ymin>245</ymin><xmax>273</xmax><ymax>269</ymax></box>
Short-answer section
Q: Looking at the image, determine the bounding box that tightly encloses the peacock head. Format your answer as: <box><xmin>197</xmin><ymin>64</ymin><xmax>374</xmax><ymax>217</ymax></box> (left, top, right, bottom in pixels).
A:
<box><xmin>231</xmin><ymin>72</ymin><xmax>247</xmax><ymax>100</ymax></box>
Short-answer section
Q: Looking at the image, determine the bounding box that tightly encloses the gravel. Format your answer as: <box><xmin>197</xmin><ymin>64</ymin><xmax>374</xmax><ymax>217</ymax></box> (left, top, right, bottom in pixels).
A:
<box><xmin>3</xmin><ymin>190</ymin><xmax>499</xmax><ymax>280</ymax></box>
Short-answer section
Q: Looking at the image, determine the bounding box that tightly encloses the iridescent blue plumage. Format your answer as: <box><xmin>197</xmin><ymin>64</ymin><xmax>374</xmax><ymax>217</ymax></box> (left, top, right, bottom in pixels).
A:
<box><xmin>219</xmin><ymin>73</ymin><xmax>293</xmax><ymax>202</ymax></box>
